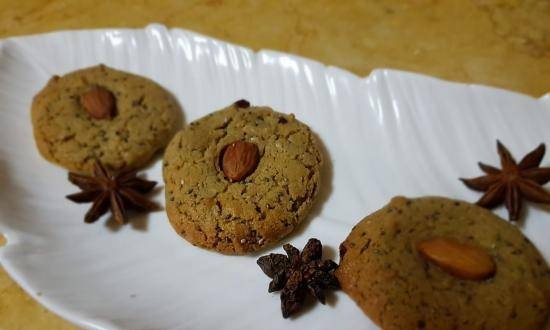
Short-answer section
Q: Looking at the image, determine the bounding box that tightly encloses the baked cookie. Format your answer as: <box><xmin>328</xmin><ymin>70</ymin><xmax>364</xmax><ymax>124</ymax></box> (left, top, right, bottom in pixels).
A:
<box><xmin>163</xmin><ymin>101</ymin><xmax>322</xmax><ymax>254</ymax></box>
<box><xmin>337</xmin><ymin>196</ymin><xmax>550</xmax><ymax>330</ymax></box>
<box><xmin>31</xmin><ymin>64</ymin><xmax>181</xmax><ymax>174</ymax></box>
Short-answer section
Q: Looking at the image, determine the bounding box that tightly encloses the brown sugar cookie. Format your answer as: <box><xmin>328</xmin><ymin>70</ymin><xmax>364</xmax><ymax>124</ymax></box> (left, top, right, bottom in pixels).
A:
<box><xmin>31</xmin><ymin>64</ymin><xmax>181</xmax><ymax>174</ymax></box>
<box><xmin>162</xmin><ymin>101</ymin><xmax>323</xmax><ymax>254</ymax></box>
<box><xmin>337</xmin><ymin>196</ymin><xmax>550</xmax><ymax>330</ymax></box>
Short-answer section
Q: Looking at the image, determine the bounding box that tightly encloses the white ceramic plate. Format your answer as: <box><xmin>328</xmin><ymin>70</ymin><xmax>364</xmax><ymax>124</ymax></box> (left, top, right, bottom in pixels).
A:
<box><xmin>0</xmin><ymin>24</ymin><xmax>548</xmax><ymax>330</ymax></box>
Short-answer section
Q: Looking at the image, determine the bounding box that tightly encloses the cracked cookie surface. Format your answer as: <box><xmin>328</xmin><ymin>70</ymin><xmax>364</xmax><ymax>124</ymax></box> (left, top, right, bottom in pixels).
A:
<box><xmin>337</xmin><ymin>196</ymin><xmax>550</xmax><ymax>330</ymax></box>
<box><xmin>31</xmin><ymin>64</ymin><xmax>181</xmax><ymax>174</ymax></box>
<box><xmin>163</xmin><ymin>103</ymin><xmax>322</xmax><ymax>254</ymax></box>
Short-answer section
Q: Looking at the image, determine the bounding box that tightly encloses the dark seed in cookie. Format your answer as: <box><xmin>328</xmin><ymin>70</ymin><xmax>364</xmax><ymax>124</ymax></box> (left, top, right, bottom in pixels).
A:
<box><xmin>234</xmin><ymin>99</ymin><xmax>251</xmax><ymax>108</ymax></box>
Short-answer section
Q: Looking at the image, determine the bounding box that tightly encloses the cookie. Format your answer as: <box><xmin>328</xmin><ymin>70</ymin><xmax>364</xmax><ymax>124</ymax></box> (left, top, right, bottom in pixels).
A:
<box><xmin>337</xmin><ymin>196</ymin><xmax>550</xmax><ymax>330</ymax></box>
<box><xmin>163</xmin><ymin>101</ymin><xmax>322</xmax><ymax>254</ymax></box>
<box><xmin>31</xmin><ymin>64</ymin><xmax>181</xmax><ymax>174</ymax></box>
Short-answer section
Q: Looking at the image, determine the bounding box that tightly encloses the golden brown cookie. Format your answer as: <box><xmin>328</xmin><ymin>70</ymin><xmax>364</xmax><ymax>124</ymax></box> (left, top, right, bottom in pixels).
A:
<box><xmin>31</xmin><ymin>64</ymin><xmax>181</xmax><ymax>174</ymax></box>
<box><xmin>163</xmin><ymin>101</ymin><xmax>322</xmax><ymax>254</ymax></box>
<box><xmin>337</xmin><ymin>196</ymin><xmax>550</xmax><ymax>330</ymax></box>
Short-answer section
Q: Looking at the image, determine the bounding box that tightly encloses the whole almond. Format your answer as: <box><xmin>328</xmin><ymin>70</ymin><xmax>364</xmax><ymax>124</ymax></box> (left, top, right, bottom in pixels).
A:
<box><xmin>221</xmin><ymin>141</ymin><xmax>260</xmax><ymax>182</ymax></box>
<box><xmin>80</xmin><ymin>86</ymin><xmax>116</xmax><ymax>119</ymax></box>
<box><xmin>417</xmin><ymin>237</ymin><xmax>496</xmax><ymax>280</ymax></box>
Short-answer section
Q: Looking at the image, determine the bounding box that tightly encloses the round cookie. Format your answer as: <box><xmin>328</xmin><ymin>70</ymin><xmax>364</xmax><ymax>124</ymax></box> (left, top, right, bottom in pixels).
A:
<box><xmin>337</xmin><ymin>196</ymin><xmax>550</xmax><ymax>330</ymax></box>
<box><xmin>163</xmin><ymin>102</ymin><xmax>322</xmax><ymax>254</ymax></box>
<box><xmin>31</xmin><ymin>64</ymin><xmax>181</xmax><ymax>174</ymax></box>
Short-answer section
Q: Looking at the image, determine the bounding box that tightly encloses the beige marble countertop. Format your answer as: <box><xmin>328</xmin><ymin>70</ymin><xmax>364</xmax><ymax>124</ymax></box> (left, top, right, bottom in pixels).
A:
<box><xmin>0</xmin><ymin>1</ymin><xmax>549</xmax><ymax>329</ymax></box>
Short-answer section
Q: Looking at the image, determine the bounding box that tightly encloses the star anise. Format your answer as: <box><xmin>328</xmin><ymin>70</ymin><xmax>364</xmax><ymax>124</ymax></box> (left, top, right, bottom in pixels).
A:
<box><xmin>66</xmin><ymin>162</ymin><xmax>158</xmax><ymax>224</ymax></box>
<box><xmin>460</xmin><ymin>140</ymin><xmax>550</xmax><ymax>221</ymax></box>
<box><xmin>257</xmin><ymin>238</ymin><xmax>339</xmax><ymax>318</ymax></box>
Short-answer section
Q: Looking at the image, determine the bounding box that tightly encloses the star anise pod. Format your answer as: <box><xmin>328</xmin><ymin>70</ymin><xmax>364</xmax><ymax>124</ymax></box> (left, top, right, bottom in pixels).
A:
<box><xmin>257</xmin><ymin>238</ymin><xmax>339</xmax><ymax>318</ymax></box>
<box><xmin>66</xmin><ymin>162</ymin><xmax>158</xmax><ymax>224</ymax></box>
<box><xmin>460</xmin><ymin>140</ymin><xmax>550</xmax><ymax>221</ymax></box>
